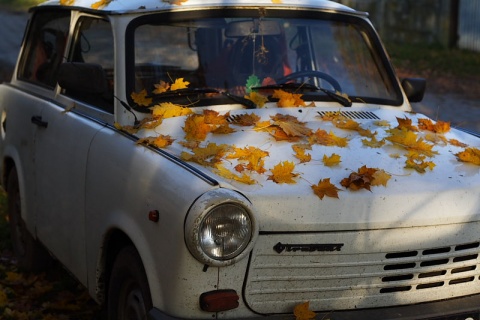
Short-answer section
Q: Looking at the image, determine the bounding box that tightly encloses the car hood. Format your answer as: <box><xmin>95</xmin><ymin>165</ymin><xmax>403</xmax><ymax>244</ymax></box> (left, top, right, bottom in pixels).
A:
<box><xmin>137</xmin><ymin>105</ymin><xmax>480</xmax><ymax>232</ymax></box>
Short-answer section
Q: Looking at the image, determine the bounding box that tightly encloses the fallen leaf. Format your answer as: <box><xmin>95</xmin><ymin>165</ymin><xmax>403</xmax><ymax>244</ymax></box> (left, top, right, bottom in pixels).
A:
<box><xmin>268</xmin><ymin>161</ymin><xmax>298</xmax><ymax>184</ymax></box>
<box><xmin>131</xmin><ymin>89</ymin><xmax>152</xmax><ymax>107</ymax></box>
<box><xmin>183</xmin><ymin>114</ymin><xmax>212</xmax><ymax>141</ymax></box>
<box><xmin>245</xmin><ymin>91</ymin><xmax>268</xmax><ymax>108</ymax></box>
<box><xmin>456</xmin><ymin>147</ymin><xmax>480</xmax><ymax>166</ymax></box>
<box><xmin>227</xmin><ymin>146</ymin><xmax>269</xmax><ymax>174</ymax></box>
<box><xmin>153</xmin><ymin>80</ymin><xmax>170</xmax><ymax>94</ymax></box>
<box><xmin>214</xmin><ymin>164</ymin><xmax>256</xmax><ymax>185</ymax></box>
<box><xmin>341</xmin><ymin>166</ymin><xmax>380</xmax><ymax>191</ymax></box>
<box><xmin>180</xmin><ymin>143</ymin><xmax>230</xmax><ymax>167</ymax></box>
<box><xmin>272</xmin><ymin>89</ymin><xmax>306</xmax><ymax>107</ymax></box>
<box><xmin>418</xmin><ymin>118</ymin><xmax>450</xmax><ymax>134</ymax></box>
<box><xmin>170</xmin><ymin>78</ymin><xmax>190</xmax><ymax>91</ymax></box>
<box><xmin>151</xmin><ymin>102</ymin><xmax>193</xmax><ymax>118</ymax></box>
<box><xmin>311</xmin><ymin>178</ymin><xmax>341</xmax><ymax>200</ymax></box>
<box><xmin>91</xmin><ymin>0</ymin><xmax>111</xmax><ymax>9</ymax></box>
<box><xmin>309</xmin><ymin>129</ymin><xmax>348</xmax><ymax>147</ymax></box>
<box><xmin>294</xmin><ymin>301</ymin><xmax>316</xmax><ymax>320</ymax></box>
<box><xmin>322</xmin><ymin>153</ymin><xmax>341</xmax><ymax>167</ymax></box>
<box><xmin>362</xmin><ymin>136</ymin><xmax>386</xmax><ymax>148</ymax></box>
<box><xmin>292</xmin><ymin>144</ymin><xmax>312</xmax><ymax>163</ymax></box>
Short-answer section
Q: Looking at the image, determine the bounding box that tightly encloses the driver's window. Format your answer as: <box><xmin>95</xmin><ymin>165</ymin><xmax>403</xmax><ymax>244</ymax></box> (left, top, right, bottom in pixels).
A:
<box><xmin>18</xmin><ymin>11</ymin><xmax>70</xmax><ymax>88</ymax></box>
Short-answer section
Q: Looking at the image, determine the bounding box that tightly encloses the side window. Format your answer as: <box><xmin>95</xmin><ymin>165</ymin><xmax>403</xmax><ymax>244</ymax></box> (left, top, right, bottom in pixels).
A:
<box><xmin>66</xmin><ymin>16</ymin><xmax>114</xmax><ymax>112</ymax></box>
<box><xmin>18</xmin><ymin>10</ymin><xmax>70</xmax><ymax>88</ymax></box>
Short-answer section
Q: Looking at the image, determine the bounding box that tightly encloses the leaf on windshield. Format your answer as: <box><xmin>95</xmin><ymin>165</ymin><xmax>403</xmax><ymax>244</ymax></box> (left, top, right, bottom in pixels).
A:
<box><xmin>268</xmin><ymin>161</ymin><xmax>298</xmax><ymax>184</ymax></box>
<box><xmin>245</xmin><ymin>91</ymin><xmax>268</xmax><ymax>108</ymax></box>
<box><xmin>170</xmin><ymin>78</ymin><xmax>190</xmax><ymax>91</ymax></box>
<box><xmin>131</xmin><ymin>89</ymin><xmax>152</xmax><ymax>107</ymax></box>
<box><xmin>456</xmin><ymin>147</ymin><xmax>480</xmax><ymax>166</ymax></box>
<box><xmin>272</xmin><ymin>90</ymin><xmax>306</xmax><ymax>107</ymax></box>
<box><xmin>311</xmin><ymin>178</ymin><xmax>341</xmax><ymax>200</ymax></box>
<box><xmin>91</xmin><ymin>0</ymin><xmax>111</xmax><ymax>9</ymax></box>
<box><xmin>151</xmin><ymin>102</ymin><xmax>193</xmax><ymax>119</ymax></box>
<box><xmin>293</xmin><ymin>301</ymin><xmax>316</xmax><ymax>320</ymax></box>
<box><xmin>308</xmin><ymin>129</ymin><xmax>348</xmax><ymax>147</ymax></box>
<box><xmin>153</xmin><ymin>80</ymin><xmax>170</xmax><ymax>94</ymax></box>
<box><xmin>322</xmin><ymin>153</ymin><xmax>341</xmax><ymax>167</ymax></box>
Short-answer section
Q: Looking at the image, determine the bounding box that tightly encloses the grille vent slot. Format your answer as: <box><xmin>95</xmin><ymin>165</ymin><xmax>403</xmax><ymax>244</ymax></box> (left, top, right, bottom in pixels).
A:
<box><xmin>381</xmin><ymin>242</ymin><xmax>480</xmax><ymax>294</ymax></box>
<box><xmin>317</xmin><ymin>110</ymin><xmax>380</xmax><ymax>120</ymax></box>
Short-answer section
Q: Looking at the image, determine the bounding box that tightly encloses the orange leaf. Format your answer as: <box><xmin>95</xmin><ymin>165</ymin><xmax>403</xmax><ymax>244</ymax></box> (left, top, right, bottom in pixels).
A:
<box><xmin>153</xmin><ymin>80</ymin><xmax>170</xmax><ymax>94</ymax></box>
<box><xmin>203</xmin><ymin>109</ymin><xmax>228</xmax><ymax>125</ymax></box>
<box><xmin>293</xmin><ymin>301</ymin><xmax>316</xmax><ymax>320</ymax></box>
<box><xmin>268</xmin><ymin>161</ymin><xmax>298</xmax><ymax>184</ymax></box>
<box><xmin>183</xmin><ymin>114</ymin><xmax>212</xmax><ymax>141</ymax></box>
<box><xmin>180</xmin><ymin>143</ymin><xmax>230</xmax><ymax>167</ymax></box>
<box><xmin>228</xmin><ymin>113</ymin><xmax>260</xmax><ymax>126</ymax></box>
<box><xmin>456</xmin><ymin>147</ymin><xmax>480</xmax><ymax>166</ymax></box>
<box><xmin>386</xmin><ymin>128</ymin><xmax>437</xmax><ymax>157</ymax></box>
<box><xmin>136</xmin><ymin>135</ymin><xmax>175</xmax><ymax>148</ymax></box>
<box><xmin>418</xmin><ymin>118</ymin><xmax>451</xmax><ymax>134</ymax></box>
<box><xmin>91</xmin><ymin>0</ymin><xmax>111</xmax><ymax>9</ymax></box>
<box><xmin>309</xmin><ymin>129</ymin><xmax>348</xmax><ymax>147</ymax></box>
<box><xmin>311</xmin><ymin>178</ymin><xmax>341</xmax><ymax>200</ymax></box>
<box><xmin>396</xmin><ymin>116</ymin><xmax>418</xmax><ymax>131</ymax></box>
<box><xmin>227</xmin><ymin>146</ymin><xmax>269</xmax><ymax>174</ymax></box>
<box><xmin>341</xmin><ymin>166</ymin><xmax>379</xmax><ymax>191</ymax></box>
<box><xmin>272</xmin><ymin>89</ymin><xmax>306</xmax><ymax>107</ymax></box>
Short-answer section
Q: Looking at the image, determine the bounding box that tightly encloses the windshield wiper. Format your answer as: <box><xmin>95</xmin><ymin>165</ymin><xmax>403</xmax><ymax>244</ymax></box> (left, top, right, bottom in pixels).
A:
<box><xmin>252</xmin><ymin>82</ymin><xmax>319</xmax><ymax>91</ymax></box>
<box><xmin>320</xmin><ymin>88</ymin><xmax>352</xmax><ymax>107</ymax></box>
<box><xmin>152</xmin><ymin>88</ymin><xmax>256</xmax><ymax>109</ymax></box>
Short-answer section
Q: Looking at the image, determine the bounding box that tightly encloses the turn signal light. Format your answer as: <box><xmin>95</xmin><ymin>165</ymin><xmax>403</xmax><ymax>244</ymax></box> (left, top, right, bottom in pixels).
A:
<box><xmin>199</xmin><ymin>289</ymin><xmax>239</xmax><ymax>312</ymax></box>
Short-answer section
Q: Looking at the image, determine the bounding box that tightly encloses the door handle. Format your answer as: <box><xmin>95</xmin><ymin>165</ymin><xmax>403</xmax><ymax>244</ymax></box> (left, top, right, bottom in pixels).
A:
<box><xmin>31</xmin><ymin>115</ymin><xmax>48</xmax><ymax>128</ymax></box>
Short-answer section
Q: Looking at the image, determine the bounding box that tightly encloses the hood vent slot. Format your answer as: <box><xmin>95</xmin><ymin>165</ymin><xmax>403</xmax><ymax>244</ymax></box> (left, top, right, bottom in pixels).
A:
<box><xmin>317</xmin><ymin>110</ymin><xmax>380</xmax><ymax>120</ymax></box>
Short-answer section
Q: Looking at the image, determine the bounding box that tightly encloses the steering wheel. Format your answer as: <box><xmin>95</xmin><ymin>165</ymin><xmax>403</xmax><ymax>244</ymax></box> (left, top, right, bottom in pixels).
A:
<box><xmin>276</xmin><ymin>70</ymin><xmax>342</xmax><ymax>92</ymax></box>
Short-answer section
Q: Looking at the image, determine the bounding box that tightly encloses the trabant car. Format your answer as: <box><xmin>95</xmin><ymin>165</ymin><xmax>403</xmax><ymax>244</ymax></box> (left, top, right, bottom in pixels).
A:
<box><xmin>0</xmin><ymin>0</ymin><xmax>479</xmax><ymax>319</ymax></box>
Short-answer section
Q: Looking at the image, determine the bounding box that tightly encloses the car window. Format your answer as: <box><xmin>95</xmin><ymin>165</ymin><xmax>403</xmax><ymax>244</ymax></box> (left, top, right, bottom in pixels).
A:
<box><xmin>18</xmin><ymin>10</ymin><xmax>70</xmax><ymax>88</ymax></box>
<box><xmin>66</xmin><ymin>16</ymin><xmax>115</xmax><ymax>113</ymax></box>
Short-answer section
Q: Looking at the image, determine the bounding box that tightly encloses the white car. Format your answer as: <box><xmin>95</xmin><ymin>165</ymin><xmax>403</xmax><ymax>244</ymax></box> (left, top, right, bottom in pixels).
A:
<box><xmin>0</xmin><ymin>0</ymin><xmax>479</xmax><ymax>319</ymax></box>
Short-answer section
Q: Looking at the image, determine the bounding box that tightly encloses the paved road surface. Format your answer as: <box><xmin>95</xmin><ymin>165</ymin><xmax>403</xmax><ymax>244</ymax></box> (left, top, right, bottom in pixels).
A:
<box><xmin>0</xmin><ymin>9</ymin><xmax>478</xmax><ymax>133</ymax></box>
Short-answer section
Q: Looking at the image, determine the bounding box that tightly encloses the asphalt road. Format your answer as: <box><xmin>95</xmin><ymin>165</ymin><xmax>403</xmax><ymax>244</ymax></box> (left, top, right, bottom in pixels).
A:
<box><xmin>0</xmin><ymin>9</ymin><xmax>478</xmax><ymax>133</ymax></box>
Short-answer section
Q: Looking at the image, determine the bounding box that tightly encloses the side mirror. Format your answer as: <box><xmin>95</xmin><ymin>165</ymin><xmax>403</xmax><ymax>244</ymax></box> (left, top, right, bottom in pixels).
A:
<box><xmin>401</xmin><ymin>78</ymin><xmax>426</xmax><ymax>103</ymax></box>
<box><xmin>58</xmin><ymin>62</ymin><xmax>107</xmax><ymax>94</ymax></box>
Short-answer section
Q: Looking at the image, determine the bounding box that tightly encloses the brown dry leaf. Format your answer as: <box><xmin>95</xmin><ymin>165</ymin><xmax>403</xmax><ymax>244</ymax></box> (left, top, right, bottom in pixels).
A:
<box><xmin>374</xmin><ymin>120</ymin><xmax>391</xmax><ymax>127</ymax></box>
<box><xmin>309</xmin><ymin>129</ymin><xmax>348</xmax><ymax>147</ymax></box>
<box><xmin>114</xmin><ymin>122</ymin><xmax>139</xmax><ymax>135</ymax></box>
<box><xmin>153</xmin><ymin>80</ymin><xmax>170</xmax><ymax>94</ymax></box>
<box><xmin>293</xmin><ymin>301</ymin><xmax>316</xmax><ymax>320</ymax></box>
<box><xmin>292</xmin><ymin>144</ymin><xmax>312</xmax><ymax>163</ymax></box>
<box><xmin>180</xmin><ymin>143</ymin><xmax>230</xmax><ymax>167</ymax></box>
<box><xmin>203</xmin><ymin>109</ymin><xmax>228</xmax><ymax>125</ymax></box>
<box><xmin>229</xmin><ymin>113</ymin><xmax>261</xmax><ymax>126</ymax></box>
<box><xmin>311</xmin><ymin>178</ymin><xmax>341</xmax><ymax>200</ymax></box>
<box><xmin>456</xmin><ymin>147</ymin><xmax>480</xmax><ymax>166</ymax></box>
<box><xmin>272</xmin><ymin>89</ymin><xmax>306</xmax><ymax>107</ymax></box>
<box><xmin>131</xmin><ymin>89</ymin><xmax>152</xmax><ymax>107</ymax></box>
<box><xmin>340</xmin><ymin>165</ymin><xmax>379</xmax><ymax>191</ymax></box>
<box><xmin>268</xmin><ymin>161</ymin><xmax>298</xmax><ymax>184</ymax></box>
<box><xmin>211</xmin><ymin>124</ymin><xmax>236</xmax><ymax>134</ymax></box>
<box><xmin>322</xmin><ymin>153</ymin><xmax>341</xmax><ymax>167</ymax></box>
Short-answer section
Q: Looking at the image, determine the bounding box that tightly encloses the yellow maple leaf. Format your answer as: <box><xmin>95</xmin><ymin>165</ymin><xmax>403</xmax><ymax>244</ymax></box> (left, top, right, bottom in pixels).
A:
<box><xmin>170</xmin><ymin>78</ymin><xmax>190</xmax><ymax>91</ymax></box>
<box><xmin>136</xmin><ymin>116</ymin><xmax>163</xmax><ymax>130</ymax></box>
<box><xmin>418</xmin><ymin>118</ymin><xmax>450</xmax><ymax>134</ymax></box>
<box><xmin>268</xmin><ymin>161</ymin><xmax>298</xmax><ymax>184</ymax></box>
<box><xmin>214</xmin><ymin>164</ymin><xmax>256</xmax><ymax>185</ymax></box>
<box><xmin>131</xmin><ymin>89</ymin><xmax>152</xmax><ymax>107</ymax></box>
<box><xmin>292</xmin><ymin>144</ymin><xmax>312</xmax><ymax>163</ymax></box>
<box><xmin>114</xmin><ymin>122</ymin><xmax>139</xmax><ymax>134</ymax></box>
<box><xmin>227</xmin><ymin>146</ymin><xmax>269</xmax><ymax>174</ymax></box>
<box><xmin>151</xmin><ymin>102</ymin><xmax>193</xmax><ymax>119</ymax></box>
<box><xmin>60</xmin><ymin>0</ymin><xmax>75</xmax><ymax>5</ymax></box>
<box><xmin>272</xmin><ymin>89</ymin><xmax>306</xmax><ymax>107</ymax></box>
<box><xmin>456</xmin><ymin>147</ymin><xmax>480</xmax><ymax>166</ymax></box>
<box><xmin>322</xmin><ymin>153</ymin><xmax>341</xmax><ymax>167</ymax></box>
<box><xmin>386</xmin><ymin>128</ymin><xmax>437</xmax><ymax>157</ymax></box>
<box><xmin>245</xmin><ymin>91</ymin><xmax>268</xmax><ymax>108</ymax></box>
<box><xmin>293</xmin><ymin>301</ymin><xmax>316</xmax><ymax>320</ymax></box>
<box><xmin>136</xmin><ymin>135</ymin><xmax>175</xmax><ymax>148</ymax></box>
<box><xmin>362</xmin><ymin>136</ymin><xmax>386</xmax><ymax>148</ymax></box>
<box><xmin>311</xmin><ymin>178</ymin><xmax>341</xmax><ymax>200</ymax></box>
<box><xmin>396</xmin><ymin>116</ymin><xmax>418</xmax><ymax>131</ymax></box>
<box><xmin>153</xmin><ymin>80</ymin><xmax>171</xmax><ymax>94</ymax></box>
<box><xmin>371</xmin><ymin>169</ymin><xmax>391</xmax><ymax>187</ymax></box>
<box><xmin>203</xmin><ymin>109</ymin><xmax>228</xmax><ymax>125</ymax></box>
<box><xmin>91</xmin><ymin>0</ymin><xmax>111</xmax><ymax>9</ymax></box>
<box><xmin>183</xmin><ymin>114</ymin><xmax>212</xmax><ymax>141</ymax></box>
<box><xmin>449</xmin><ymin>139</ymin><xmax>468</xmax><ymax>148</ymax></box>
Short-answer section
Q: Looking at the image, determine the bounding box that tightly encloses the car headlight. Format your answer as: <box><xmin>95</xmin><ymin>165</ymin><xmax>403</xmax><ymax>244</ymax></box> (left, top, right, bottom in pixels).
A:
<box><xmin>185</xmin><ymin>189</ymin><xmax>258</xmax><ymax>267</ymax></box>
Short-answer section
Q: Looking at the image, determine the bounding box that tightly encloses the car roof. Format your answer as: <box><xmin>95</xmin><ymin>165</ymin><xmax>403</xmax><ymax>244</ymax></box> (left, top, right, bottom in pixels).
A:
<box><xmin>38</xmin><ymin>0</ymin><xmax>363</xmax><ymax>16</ymax></box>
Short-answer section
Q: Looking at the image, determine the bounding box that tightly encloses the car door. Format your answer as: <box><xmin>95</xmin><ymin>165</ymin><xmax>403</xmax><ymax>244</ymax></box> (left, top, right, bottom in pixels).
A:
<box><xmin>33</xmin><ymin>13</ymin><xmax>115</xmax><ymax>284</ymax></box>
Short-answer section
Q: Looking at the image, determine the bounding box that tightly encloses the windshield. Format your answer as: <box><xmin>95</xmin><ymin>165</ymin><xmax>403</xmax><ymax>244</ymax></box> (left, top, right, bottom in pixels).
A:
<box><xmin>126</xmin><ymin>10</ymin><xmax>402</xmax><ymax>108</ymax></box>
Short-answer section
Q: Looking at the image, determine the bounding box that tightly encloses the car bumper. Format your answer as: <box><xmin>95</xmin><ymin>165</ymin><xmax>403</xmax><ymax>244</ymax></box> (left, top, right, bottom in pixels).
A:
<box><xmin>148</xmin><ymin>293</ymin><xmax>480</xmax><ymax>319</ymax></box>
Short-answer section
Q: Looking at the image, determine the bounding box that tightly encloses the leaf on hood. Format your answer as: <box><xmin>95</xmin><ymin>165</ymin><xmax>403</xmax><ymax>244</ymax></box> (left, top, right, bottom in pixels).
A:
<box><xmin>183</xmin><ymin>114</ymin><xmax>212</xmax><ymax>141</ymax></box>
<box><xmin>309</xmin><ymin>129</ymin><xmax>348</xmax><ymax>147</ymax></box>
<box><xmin>136</xmin><ymin>135</ymin><xmax>175</xmax><ymax>148</ymax></box>
<box><xmin>340</xmin><ymin>165</ymin><xmax>384</xmax><ymax>191</ymax></box>
<box><xmin>322</xmin><ymin>153</ymin><xmax>341</xmax><ymax>167</ymax></box>
<box><xmin>395</xmin><ymin>116</ymin><xmax>418</xmax><ymax>131</ymax></box>
<box><xmin>151</xmin><ymin>102</ymin><xmax>193</xmax><ymax>119</ymax></box>
<box><xmin>268</xmin><ymin>161</ymin><xmax>298</xmax><ymax>184</ymax></box>
<box><xmin>227</xmin><ymin>146</ymin><xmax>269</xmax><ymax>174</ymax></box>
<box><xmin>418</xmin><ymin>118</ymin><xmax>451</xmax><ymax>134</ymax></box>
<box><xmin>449</xmin><ymin>139</ymin><xmax>468</xmax><ymax>148</ymax></box>
<box><xmin>180</xmin><ymin>143</ymin><xmax>230</xmax><ymax>167</ymax></box>
<box><xmin>228</xmin><ymin>113</ymin><xmax>261</xmax><ymax>126</ymax></box>
<box><xmin>386</xmin><ymin>128</ymin><xmax>438</xmax><ymax>157</ymax></box>
<box><xmin>203</xmin><ymin>109</ymin><xmax>228</xmax><ymax>125</ymax></box>
<box><xmin>362</xmin><ymin>136</ymin><xmax>386</xmax><ymax>148</ymax></box>
<box><xmin>311</xmin><ymin>178</ymin><xmax>341</xmax><ymax>200</ymax></box>
<box><xmin>214</xmin><ymin>164</ymin><xmax>256</xmax><ymax>185</ymax></box>
<box><xmin>292</xmin><ymin>144</ymin><xmax>312</xmax><ymax>163</ymax></box>
<box><xmin>293</xmin><ymin>301</ymin><xmax>316</xmax><ymax>320</ymax></box>
<box><xmin>371</xmin><ymin>169</ymin><xmax>391</xmax><ymax>187</ymax></box>
<box><xmin>405</xmin><ymin>151</ymin><xmax>436</xmax><ymax>173</ymax></box>
<box><xmin>456</xmin><ymin>147</ymin><xmax>480</xmax><ymax>166</ymax></box>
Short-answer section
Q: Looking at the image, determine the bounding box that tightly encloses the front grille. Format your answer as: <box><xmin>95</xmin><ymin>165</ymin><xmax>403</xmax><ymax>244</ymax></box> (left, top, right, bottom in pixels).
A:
<box><xmin>244</xmin><ymin>225</ymin><xmax>480</xmax><ymax>314</ymax></box>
